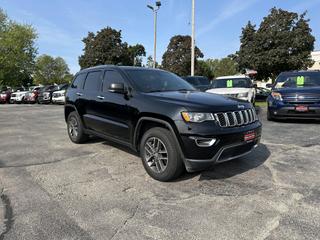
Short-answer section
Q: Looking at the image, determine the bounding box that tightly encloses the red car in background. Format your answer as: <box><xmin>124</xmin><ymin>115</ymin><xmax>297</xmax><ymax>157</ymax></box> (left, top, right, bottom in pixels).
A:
<box><xmin>0</xmin><ymin>87</ymin><xmax>12</xmax><ymax>103</ymax></box>
<box><xmin>24</xmin><ymin>86</ymin><xmax>42</xmax><ymax>104</ymax></box>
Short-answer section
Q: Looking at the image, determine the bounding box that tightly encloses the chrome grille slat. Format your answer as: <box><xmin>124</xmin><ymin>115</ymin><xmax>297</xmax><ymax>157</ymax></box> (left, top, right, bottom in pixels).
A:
<box><xmin>214</xmin><ymin>108</ymin><xmax>257</xmax><ymax>128</ymax></box>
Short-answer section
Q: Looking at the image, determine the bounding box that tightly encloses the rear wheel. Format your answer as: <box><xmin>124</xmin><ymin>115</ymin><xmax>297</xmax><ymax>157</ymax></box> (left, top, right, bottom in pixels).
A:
<box><xmin>67</xmin><ymin>111</ymin><xmax>89</xmax><ymax>143</ymax></box>
<box><xmin>140</xmin><ymin>127</ymin><xmax>183</xmax><ymax>182</ymax></box>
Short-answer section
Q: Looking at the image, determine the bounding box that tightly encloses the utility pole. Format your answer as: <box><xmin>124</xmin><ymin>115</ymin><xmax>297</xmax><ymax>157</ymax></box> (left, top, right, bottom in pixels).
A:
<box><xmin>191</xmin><ymin>0</ymin><xmax>195</xmax><ymax>76</ymax></box>
<box><xmin>147</xmin><ymin>1</ymin><xmax>161</xmax><ymax>68</ymax></box>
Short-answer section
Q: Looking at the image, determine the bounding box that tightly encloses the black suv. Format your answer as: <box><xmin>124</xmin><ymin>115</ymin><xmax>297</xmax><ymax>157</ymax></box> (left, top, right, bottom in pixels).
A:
<box><xmin>65</xmin><ymin>66</ymin><xmax>262</xmax><ymax>181</ymax></box>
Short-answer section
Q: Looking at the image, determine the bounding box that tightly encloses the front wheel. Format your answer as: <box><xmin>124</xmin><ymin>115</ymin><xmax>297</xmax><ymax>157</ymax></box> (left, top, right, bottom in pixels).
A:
<box><xmin>67</xmin><ymin>111</ymin><xmax>89</xmax><ymax>143</ymax></box>
<box><xmin>267</xmin><ymin>109</ymin><xmax>274</xmax><ymax>121</ymax></box>
<box><xmin>140</xmin><ymin>127</ymin><xmax>183</xmax><ymax>182</ymax></box>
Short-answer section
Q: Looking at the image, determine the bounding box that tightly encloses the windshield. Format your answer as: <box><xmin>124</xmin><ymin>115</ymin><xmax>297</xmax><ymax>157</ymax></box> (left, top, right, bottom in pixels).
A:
<box><xmin>59</xmin><ymin>84</ymin><xmax>69</xmax><ymax>90</ymax></box>
<box><xmin>274</xmin><ymin>72</ymin><xmax>320</xmax><ymax>89</ymax></box>
<box><xmin>185</xmin><ymin>77</ymin><xmax>209</xmax><ymax>86</ymax></box>
<box><xmin>125</xmin><ymin>69</ymin><xmax>195</xmax><ymax>93</ymax></box>
<box><xmin>211</xmin><ymin>78</ymin><xmax>252</xmax><ymax>88</ymax></box>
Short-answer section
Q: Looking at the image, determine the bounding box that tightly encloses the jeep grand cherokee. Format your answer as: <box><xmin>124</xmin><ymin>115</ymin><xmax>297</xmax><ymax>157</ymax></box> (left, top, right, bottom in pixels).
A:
<box><xmin>65</xmin><ymin>66</ymin><xmax>262</xmax><ymax>181</ymax></box>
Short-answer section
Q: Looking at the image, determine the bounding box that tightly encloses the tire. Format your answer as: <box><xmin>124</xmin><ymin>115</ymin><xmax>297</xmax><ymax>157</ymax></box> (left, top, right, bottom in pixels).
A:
<box><xmin>267</xmin><ymin>109</ymin><xmax>274</xmax><ymax>121</ymax></box>
<box><xmin>140</xmin><ymin>127</ymin><xmax>183</xmax><ymax>182</ymax></box>
<box><xmin>67</xmin><ymin>111</ymin><xmax>89</xmax><ymax>143</ymax></box>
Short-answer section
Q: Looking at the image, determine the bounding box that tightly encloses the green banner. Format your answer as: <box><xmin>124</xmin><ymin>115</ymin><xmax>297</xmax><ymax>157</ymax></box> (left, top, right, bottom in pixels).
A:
<box><xmin>227</xmin><ymin>80</ymin><xmax>233</xmax><ymax>88</ymax></box>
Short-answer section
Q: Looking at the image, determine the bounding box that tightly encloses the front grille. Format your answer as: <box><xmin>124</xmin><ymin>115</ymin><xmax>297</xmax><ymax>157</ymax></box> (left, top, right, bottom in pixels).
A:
<box><xmin>224</xmin><ymin>94</ymin><xmax>238</xmax><ymax>98</ymax></box>
<box><xmin>214</xmin><ymin>108</ymin><xmax>258</xmax><ymax>128</ymax></box>
<box><xmin>11</xmin><ymin>94</ymin><xmax>16</xmax><ymax>97</ymax></box>
<box><xmin>283</xmin><ymin>93</ymin><xmax>320</xmax><ymax>103</ymax></box>
<box><xmin>53</xmin><ymin>93</ymin><xmax>61</xmax><ymax>97</ymax></box>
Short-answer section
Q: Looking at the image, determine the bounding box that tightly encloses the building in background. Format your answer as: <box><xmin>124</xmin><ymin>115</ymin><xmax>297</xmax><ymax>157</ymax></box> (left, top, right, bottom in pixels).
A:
<box><xmin>309</xmin><ymin>51</ymin><xmax>320</xmax><ymax>70</ymax></box>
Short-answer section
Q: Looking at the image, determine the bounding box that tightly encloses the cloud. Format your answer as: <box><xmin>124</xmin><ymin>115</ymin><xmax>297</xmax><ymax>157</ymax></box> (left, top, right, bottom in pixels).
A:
<box><xmin>197</xmin><ymin>0</ymin><xmax>258</xmax><ymax>37</ymax></box>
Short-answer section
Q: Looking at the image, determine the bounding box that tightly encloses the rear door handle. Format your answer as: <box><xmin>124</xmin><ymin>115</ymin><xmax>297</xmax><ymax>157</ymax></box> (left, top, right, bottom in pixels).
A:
<box><xmin>97</xmin><ymin>95</ymin><xmax>105</xmax><ymax>100</ymax></box>
<box><xmin>76</xmin><ymin>92</ymin><xmax>83</xmax><ymax>96</ymax></box>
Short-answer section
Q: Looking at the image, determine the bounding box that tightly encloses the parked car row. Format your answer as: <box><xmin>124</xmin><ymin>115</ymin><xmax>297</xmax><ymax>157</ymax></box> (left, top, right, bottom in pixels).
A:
<box><xmin>0</xmin><ymin>84</ymin><xmax>69</xmax><ymax>104</ymax></box>
<box><xmin>183</xmin><ymin>75</ymin><xmax>271</xmax><ymax>103</ymax></box>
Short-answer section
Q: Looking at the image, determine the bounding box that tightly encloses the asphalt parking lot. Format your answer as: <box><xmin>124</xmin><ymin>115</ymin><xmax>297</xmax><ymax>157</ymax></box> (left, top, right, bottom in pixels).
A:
<box><xmin>0</xmin><ymin>104</ymin><xmax>319</xmax><ymax>240</ymax></box>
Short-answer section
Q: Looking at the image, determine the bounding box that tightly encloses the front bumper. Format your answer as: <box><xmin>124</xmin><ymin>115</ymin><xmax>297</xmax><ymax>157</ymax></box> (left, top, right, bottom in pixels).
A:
<box><xmin>52</xmin><ymin>96</ymin><xmax>65</xmax><ymax>103</ymax></box>
<box><xmin>184</xmin><ymin>138</ymin><xmax>260</xmax><ymax>172</ymax></box>
<box><xmin>268</xmin><ymin>100</ymin><xmax>320</xmax><ymax>119</ymax></box>
<box><xmin>176</xmin><ymin>121</ymin><xmax>262</xmax><ymax>172</ymax></box>
<box><xmin>10</xmin><ymin>97</ymin><xmax>24</xmax><ymax>103</ymax></box>
<box><xmin>38</xmin><ymin>96</ymin><xmax>51</xmax><ymax>103</ymax></box>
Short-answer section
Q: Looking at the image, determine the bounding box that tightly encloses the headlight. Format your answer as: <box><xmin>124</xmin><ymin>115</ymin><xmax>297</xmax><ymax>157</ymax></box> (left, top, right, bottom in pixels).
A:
<box><xmin>271</xmin><ymin>92</ymin><xmax>282</xmax><ymax>101</ymax></box>
<box><xmin>61</xmin><ymin>92</ymin><xmax>65</xmax><ymax>96</ymax></box>
<box><xmin>238</xmin><ymin>92</ymin><xmax>248</xmax><ymax>98</ymax></box>
<box><xmin>181</xmin><ymin>112</ymin><xmax>215</xmax><ymax>123</ymax></box>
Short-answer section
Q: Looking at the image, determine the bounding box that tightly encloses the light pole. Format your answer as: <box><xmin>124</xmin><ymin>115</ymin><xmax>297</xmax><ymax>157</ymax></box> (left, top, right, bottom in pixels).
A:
<box><xmin>191</xmin><ymin>0</ymin><xmax>195</xmax><ymax>76</ymax></box>
<box><xmin>147</xmin><ymin>1</ymin><xmax>161</xmax><ymax>68</ymax></box>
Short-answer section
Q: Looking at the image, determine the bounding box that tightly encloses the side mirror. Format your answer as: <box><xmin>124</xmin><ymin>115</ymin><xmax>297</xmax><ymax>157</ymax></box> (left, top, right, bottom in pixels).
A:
<box><xmin>109</xmin><ymin>83</ymin><xmax>126</xmax><ymax>94</ymax></box>
<box><xmin>253</xmin><ymin>84</ymin><xmax>258</xmax><ymax>88</ymax></box>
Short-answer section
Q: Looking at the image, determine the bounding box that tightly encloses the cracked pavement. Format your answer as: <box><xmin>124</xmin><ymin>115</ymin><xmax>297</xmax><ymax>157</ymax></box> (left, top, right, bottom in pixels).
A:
<box><xmin>0</xmin><ymin>104</ymin><xmax>319</xmax><ymax>240</ymax></box>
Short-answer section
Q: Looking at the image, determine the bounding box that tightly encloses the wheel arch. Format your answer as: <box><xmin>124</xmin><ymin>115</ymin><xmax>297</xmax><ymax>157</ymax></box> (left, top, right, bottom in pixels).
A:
<box><xmin>133</xmin><ymin>115</ymin><xmax>185</xmax><ymax>160</ymax></box>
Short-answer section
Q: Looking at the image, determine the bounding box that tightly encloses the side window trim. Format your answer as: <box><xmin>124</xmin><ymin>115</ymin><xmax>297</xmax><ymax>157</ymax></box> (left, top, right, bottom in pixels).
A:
<box><xmin>71</xmin><ymin>72</ymin><xmax>87</xmax><ymax>90</ymax></box>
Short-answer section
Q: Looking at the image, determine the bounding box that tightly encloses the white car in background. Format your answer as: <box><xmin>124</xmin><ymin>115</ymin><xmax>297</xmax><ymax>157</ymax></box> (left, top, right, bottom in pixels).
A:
<box><xmin>206</xmin><ymin>75</ymin><xmax>256</xmax><ymax>103</ymax></box>
<box><xmin>51</xmin><ymin>84</ymin><xmax>69</xmax><ymax>104</ymax></box>
<box><xmin>10</xmin><ymin>87</ymin><xmax>28</xmax><ymax>103</ymax></box>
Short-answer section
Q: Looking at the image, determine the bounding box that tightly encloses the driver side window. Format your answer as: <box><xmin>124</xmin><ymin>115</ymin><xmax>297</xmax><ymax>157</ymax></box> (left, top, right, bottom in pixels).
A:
<box><xmin>103</xmin><ymin>70</ymin><xmax>126</xmax><ymax>92</ymax></box>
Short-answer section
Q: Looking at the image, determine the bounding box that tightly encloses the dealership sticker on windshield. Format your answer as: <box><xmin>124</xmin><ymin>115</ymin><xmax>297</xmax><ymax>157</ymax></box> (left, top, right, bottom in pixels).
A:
<box><xmin>297</xmin><ymin>76</ymin><xmax>305</xmax><ymax>86</ymax></box>
<box><xmin>227</xmin><ymin>80</ymin><xmax>233</xmax><ymax>88</ymax></box>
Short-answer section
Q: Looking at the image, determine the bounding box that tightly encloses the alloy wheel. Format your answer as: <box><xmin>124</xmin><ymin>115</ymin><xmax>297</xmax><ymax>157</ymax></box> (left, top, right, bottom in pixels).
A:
<box><xmin>144</xmin><ymin>137</ymin><xmax>168</xmax><ymax>173</ymax></box>
<box><xmin>68</xmin><ymin>117</ymin><xmax>79</xmax><ymax>138</ymax></box>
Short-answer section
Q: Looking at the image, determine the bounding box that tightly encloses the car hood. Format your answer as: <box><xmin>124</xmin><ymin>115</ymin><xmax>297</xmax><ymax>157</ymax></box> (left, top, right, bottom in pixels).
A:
<box><xmin>12</xmin><ymin>91</ymin><xmax>28</xmax><ymax>95</ymax></box>
<box><xmin>274</xmin><ymin>87</ymin><xmax>320</xmax><ymax>94</ymax></box>
<box><xmin>53</xmin><ymin>90</ymin><xmax>66</xmax><ymax>94</ymax></box>
<box><xmin>143</xmin><ymin>91</ymin><xmax>251</xmax><ymax>112</ymax></box>
<box><xmin>206</xmin><ymin>88</ymin><xmax>250</xmax><ymax>94</ymax></box>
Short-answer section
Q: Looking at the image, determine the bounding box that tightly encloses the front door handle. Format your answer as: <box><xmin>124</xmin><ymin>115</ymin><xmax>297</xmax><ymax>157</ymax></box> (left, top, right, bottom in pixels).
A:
<box><xmin>76</xmin><ymin>92</ymin><xmax>83</xmax><ymax>96</ymax></box>
<box><xmin>97</xmin><ymin>95</ymin><xmax>105</xmax><ymax>100</ymax></box>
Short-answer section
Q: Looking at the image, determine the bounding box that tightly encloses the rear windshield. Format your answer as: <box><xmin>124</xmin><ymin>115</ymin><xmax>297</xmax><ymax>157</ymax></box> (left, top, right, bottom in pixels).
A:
<box><xmin>211</xmin><ymin>78</ymin><xmax>252</xmax><ymax>88</ymax></box>
<box><xmin>274</xmin><ymin>72</ymin><xmax>320</xmax><ymax>89</ymax></box>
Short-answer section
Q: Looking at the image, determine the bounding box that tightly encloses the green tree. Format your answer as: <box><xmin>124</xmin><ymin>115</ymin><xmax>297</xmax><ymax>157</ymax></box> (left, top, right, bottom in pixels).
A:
<box><xmin>34</xmin><ymin>54</ymin><xmax>72</xmax><ymax>85</ymax></box>
<box><xmin>204</xmin><ymin>58</ymin><xmax>238</xmax><ymax>78</ymax></box>
<box><xmin>146</xmin><ymin>55</ymin><xmax>159</xmax><ymax>68</ymax></box>
<box><xmin>195</xmin><ymin>60</ymin><xmax>214</xmax><ymax>79</ymax></box>
<box><xmin>162</xmin><ymin>35</ymin><xmax>204</xmax><ymax>76</ymax></box>
<box><xmin>0</xmin><ymin>8</ymin><xmax>37</xmax><ymax>86</ymax></box>
<box><xmin>128</xmin><ymin>44</ymin><xmax>146</xmax><ymax>66</ymax></box>
<box><xmin>235</xmin><ymin>8</ymin><xmax>315</xmax><ymax>81</ymax></box>
<box><xmin>79</xmin><ymin>27</ymin><xmax>146</xmax><ymax>68</ymax></box>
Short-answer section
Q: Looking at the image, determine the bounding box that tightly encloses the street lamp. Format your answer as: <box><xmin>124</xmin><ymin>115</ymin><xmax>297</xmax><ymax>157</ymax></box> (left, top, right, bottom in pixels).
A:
<box><xmin>147</xmin><ymin>1</ymin><xmax>161</xmax><ymax>68</ymax></box>
<box><xmin>191</xmin><ymin>0</ymin><xmax>195</xmax><ymax>76</ymax></box>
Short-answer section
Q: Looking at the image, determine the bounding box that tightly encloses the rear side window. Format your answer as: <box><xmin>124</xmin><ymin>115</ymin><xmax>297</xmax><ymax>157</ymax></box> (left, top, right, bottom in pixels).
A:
<box><xmin>71</xmin><ymin>73</ymin><xmax>86</xmax><ymax>89</ymax></box>
<box><xmin>102</xmin><ymin>70</ymin><xmax>126</xmax><ymax>92</ymax></box>
<box><xmin>84</xmin><ymin>71</ymin><xmax>103</xmax><ymax>91</ymax></box>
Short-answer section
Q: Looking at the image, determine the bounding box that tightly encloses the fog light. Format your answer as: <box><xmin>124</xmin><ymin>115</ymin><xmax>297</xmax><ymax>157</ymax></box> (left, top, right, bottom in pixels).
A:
<box><xmin>190</xmin><ymin>137</ymin><xmax>217</xmax><ymax>147</ymax></box>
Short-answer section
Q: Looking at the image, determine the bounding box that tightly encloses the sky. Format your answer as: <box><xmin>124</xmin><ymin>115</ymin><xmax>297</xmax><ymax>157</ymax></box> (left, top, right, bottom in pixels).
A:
<box><xmin>1</xmin><ymin>0</ymin><xmax>320</xmax><ymax>74</ymax></box>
